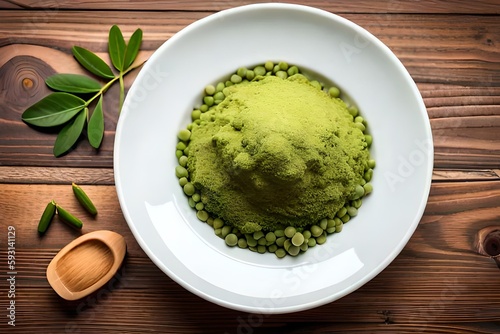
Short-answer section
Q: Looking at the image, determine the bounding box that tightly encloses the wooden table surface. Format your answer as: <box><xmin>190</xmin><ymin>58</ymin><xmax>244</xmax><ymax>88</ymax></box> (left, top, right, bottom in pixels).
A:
<box><xmin>1</xmin><ymin>1</ymin><xmax>500</xmax><ymax>333</ymax></box>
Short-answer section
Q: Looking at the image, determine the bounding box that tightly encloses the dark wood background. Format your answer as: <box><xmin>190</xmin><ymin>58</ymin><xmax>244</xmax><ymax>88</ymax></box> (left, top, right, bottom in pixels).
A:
<box><xmin>1</xmin><ymin>1</ymin><xmax>500</xmax><ymax>333</ymax></box>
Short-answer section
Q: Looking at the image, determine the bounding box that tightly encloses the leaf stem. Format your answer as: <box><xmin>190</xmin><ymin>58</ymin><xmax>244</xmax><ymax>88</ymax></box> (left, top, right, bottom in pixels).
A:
<box><xmin>84</xmin><ymin>60</ymin><xmax>146</xmax><ymax>109</ymax></box>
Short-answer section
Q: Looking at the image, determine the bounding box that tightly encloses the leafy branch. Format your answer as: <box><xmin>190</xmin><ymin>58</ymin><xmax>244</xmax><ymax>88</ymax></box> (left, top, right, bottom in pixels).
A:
<box><xmin>22</xmin><ymin>25</ymin><xmax>144</xmax><ymax>157</ymax></box>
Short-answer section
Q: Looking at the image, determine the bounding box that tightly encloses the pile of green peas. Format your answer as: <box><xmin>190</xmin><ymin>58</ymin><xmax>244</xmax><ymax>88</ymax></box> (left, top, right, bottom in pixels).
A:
<box><xmin>175</xmin><ymin>61</ymin><xmax>375</xmax><ymax>258</ymax></box>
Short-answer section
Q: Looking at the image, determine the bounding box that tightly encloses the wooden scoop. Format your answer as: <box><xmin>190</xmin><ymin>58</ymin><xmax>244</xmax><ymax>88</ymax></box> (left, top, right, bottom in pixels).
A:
<box><xmin>46</xmin><ymin>230</ymin><xmax>127</xmax><ymax>301</ymax></box>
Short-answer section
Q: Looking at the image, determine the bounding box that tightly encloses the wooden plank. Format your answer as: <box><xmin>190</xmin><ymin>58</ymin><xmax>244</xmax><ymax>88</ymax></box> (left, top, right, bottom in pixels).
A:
<box><xmin>0</xmin><ymin>12</ymin><xmax>499</xmax><ymax>169</ymax></box>
<box><xmin>0</xmin><ymin>166</ymin><xmax>115</xmax><ymax>184</ymax></box>
<box><xmin>1</xmin><ymin>166</ymin><xmax>500</xmax><ymax>185</ymax></box>
<box><xmin>1</xmin><ymin>180</ymin><xmax>500</xmax><ymax>332</ymax></box>
<box><xmin>0</xmin><ymin>0</ymin><xmax>499</xmax><ymax>14</ymax></box>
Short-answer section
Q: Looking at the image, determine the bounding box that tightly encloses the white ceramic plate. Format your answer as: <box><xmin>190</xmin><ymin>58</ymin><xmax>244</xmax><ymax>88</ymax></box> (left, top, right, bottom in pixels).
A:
<box><xmin>114</xmin><ymin>3</ymin><xmax>433</xmax><ymax>314</ymax></box>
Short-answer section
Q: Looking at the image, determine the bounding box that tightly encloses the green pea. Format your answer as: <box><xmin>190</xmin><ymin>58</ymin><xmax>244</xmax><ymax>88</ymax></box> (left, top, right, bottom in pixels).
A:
<box><xmin>268</xmin><ymin>244</ymin><xmax>278</xmax><ymax>253</ymax></box>
<box><xmin>225</xmin><ymin>233</ymin><xmax>238</xmax><ymax>246</ymax></box>
<box><xmin>183</xmin><ymin>183</ymin><xmax>195</xmax><ymax>196</ymax></box>
<box><xmin>353</xmin><ymin>199</ymin><xmax>363</xmax><ymax>209</ymax></box>
<box><xmin>348</xmin><ymin>106</ymin><xmax>359</xmax><ymax>117</ymax></box>
<box><xmin>284</xmin><ymin>239</ymin><xmax>292</xmax><ymax>252</ymax></box>
<box><xmin>245</xmin><ymin>70</ymin><xmax>255</xmax><ymax>80</ymax></box>
<box><xmin>336</xmin><ymin>224</ymin><xmax>343</xmax><ymax>233</ymax></box>
<box><xmin>278</xmin><ymin>61</ymin><xmax>289</xmax><ymax>70</ymax></box>
<box><xmin>288</xmin><ymin>245</ymin><xmax>300</xmax><ymax>256</ymax></box>
<box><xmin>310</xmin><ymin>80</ymin><xmax>322</xmax><ymax>90</ymax></box>
<box><xmin>336</xmin><ymin>207</ymin><xmax>347</xmax><ymax>218</ymax></box>
<box><xmin>253</xmin><ymin>230</ymin><xmax>264</xmax><ymax>240</ymax></box>
<box><xmin>291</xmin><ymin>232</ymin><xmax>305</xmax><ymax>246</ymax></box>
<box><xmin>175</xmin><ymin>150</ymin><xmax>183</xmax><ymax>159</ymax></box>
<box><xmin>303</xmin><ymin>230</ymin><xmax>312</xmax><ymax>239</ymax></box>
<box><xmin>319</xmin><ymin>218</ymin><xmax>328</xmax><ymax>230</ymax></box>
<box><xmin>214</xmin><ymin>228</ymin><xmax>222</xmax><ymax>238</ymax></box>
<box><xmin>237</xmin><ymin>67</ymin><xmax>247</xmax><ymax>77</ymax></box>
<box><xmin>274</xmin><ymin>229</ymin><xmax>285</xmax><ymax>237</ymax></box>
<box><xmin>364</xmin><ymin>183</ymin><xmax>373</xmax><ymax>195</ymax></box>
<box><xmin>238</xmin><ymin>238</ymin><xmax>248</xmax><ymax>248</ymax></box>
<box><xmin>353</xmin><ymin>184</ymin><xmax>365</xmax><ymax>199</ymax></box>
<box><xmin>213</xmin><ymin>91</ymin><xmax>225</xmax><ymax>103</ymax></box>
<box><xmin>347</xmin><ymin>206</ymin><xmax>358</xmax><ymax>217</ymax></box>
<box><xmin>230</xmin><ymin>74</ymin><xmax>242</xmax><ymax>84</ymax></box>
<box><xmin>365</xmin><ymin>134</ymin><xmax>373</xmax><ymax>147</ymax></box>
<box><xmin>276</xmin><ymin>70</ymin><xmax>288</xmax><ymax>79</ymax></box>
<box><xmin>364</xmin><ymin>169</ymin><xmax>373</xmax><ymax>182</ymax></box>
<box><xmin>276</xmin><ymin>236</ymin><xmax>286</xmax><ymax>247</ymax></box>
<box><xmin>178</xmin><ymin>155</ymin><xmax>188</xmax><ymax>167</ymax></box>
<box><xmin>254</xmin><ymin>65</ymin><xmax>266</xmax><ymax>76</ymax></box>
<box><xmin>272</xmin><ymin>64</ymin><xmax>281</xmax><ymax>73</ymax></box>
<box><xmin>205</xmin><ymin>85</ymin><xmax>215</xmax><ymax>96</ymax></box>
<box><xmin>195</xmin><ymin>202</ymin><xmax>204</xmax><ymax>211</ymax></box>
<box><xmin>264</xmin><ymin>61</ymin><xmax>274</xmax><ymax>71</ymax></box>
<box><xmin>307</xmin><ymin>238</ymin><xmax>317</xmax><ymax>247</ymax></box>
<box><xmin>316</xmin><ymin>232</ymin><xmax>327</xmax><ymax>245</ymax></box>
<box><xmin>354</xmin><ymin>116</ymin><xmax>364</xmax><ymax>123</ymax></box>
<box><xmin>354</xmin><ymin>122</ymin><xmax>366</xmax><ymax>132</ymax></box>
<box><xmin>368</xmin><ymin>159</ymin><xmax>376</xmax><ymax>169</ymax></box>
<box><xmin>188</xmin><ymin>197</ymin><xmax>196</xmax><ymax>208</ymax></box>
<box><xmin>257</xmin><ymin>237</ymin><xmax>267</xmax><ymax>246</ymax></box>
<box><xmin>287</xmin><ymin>65</ymin><xmax>299</xmax><ymax>76</ymax></box>
<box><xmin>191</xmin><ymin>193</ymin><xmax>201</xmax><ymax>202</ymax></box>
<box><xmin>178</xmin><ymin>129</ymin><xmax>191</xmax><ymax>141</ymax></box>
<box><xmin>310</xmin><ymin>225</ymin><xmax>323</xmax><ymax>237</ymax></box>
<box><xmin>221</xmin><ymin>226</ymin><xmax>232</xmax><ymax>238</ymax></box>
<box><xmin>326</xmin><ymin>227</ymin><xmax>336</xmax><ymax>234</ymax></box>
<box><xmin>328</xmin><ymin>87</ymin><xmax>340</xmax><ymax>98</ymax></box>
<box><xmin>300</xmin><ymin>242</ymin><xmax>308</xmax><ymax>252</ymax></box>
<box><xmin>257</xmin><ymin>245</ymin><xmax>267</xmax><ymax>254</ymax></box>
<box><xmin>265</xmin><ymin>232</ymin><xmax>276</xmax><ymax>243</ymax></box>
<box><xmin>213</xmin><ymin>218</ymin><xmax>224</xmax><ymax>229</ymax></box>
<box><xmin>275</xmin><ymin>248</ymin><xmax>287</xmax><ymax>258</ymax></box>
<box><xmin>175</xmin><ymin>165</ymin><xmax>188</xmax><ymax>178</ymax></box>
<box><xmin>176</xmin><ymin>141</ymin><xmax>187</xmax><ymax>150</ymax></box>
<box><xmin>191</xmin><ymin>109</ymin><xmax>201</xmax><ymax>120</ymax></box>
<box><xmin>178</xmin><ymin>177</ymin><xmax>188</xmax><ymax>187</ymax></box>
<box><xmin>200</xmin><ymin>104</ymin><xmax>209</xmax><ymax>112</ymax></box>
<box><xmin>245</xmin><ymin>234</ymin><xmax>258</xmax><ymax>247</ymax></box>
<box><xmin>196</xmin><ymin>210</ymin><xmax>209</xmax><ymax>222</ymax></box>
<box><xmin>341</xmin><ymin>214</ymin><xmax>350</xmax><ymax>223</ymax></box>
<box><xmin>284</xmin><ymin>226</ymin><xmax>296</xmax><ymax>238</ymax></box>
<box><xmin>203</xmin><ymin>96</ymin><xmax>214</xmax><ymax>106</ymax></box>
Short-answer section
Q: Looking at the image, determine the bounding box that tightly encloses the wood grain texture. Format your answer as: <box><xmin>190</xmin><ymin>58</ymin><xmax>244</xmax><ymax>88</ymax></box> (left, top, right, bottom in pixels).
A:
<box><xmin>1</xmin><ymin>1</ymin><xmax>500</xmax><ymax>333</ymax></box>
<box><xmin>1</xmin><ymin>11</ymin><xmax>499</xmax><ymax>168</ymax></box>
<box><xmin>1</xmin><ymin>0</ymin><xmax>499</xmax><ymax>14</ymax></box>
<box><xmin>1</xmin><ymin>182</ymin><xmax>500</xmax><ymax>332</ymax></box>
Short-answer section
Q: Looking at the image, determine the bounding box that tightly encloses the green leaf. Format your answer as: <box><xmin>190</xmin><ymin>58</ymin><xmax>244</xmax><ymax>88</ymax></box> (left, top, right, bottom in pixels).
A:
<box><xmin>72</xmin><ymin>46</ymin><xmax>115</xmax><ymax>79</ymax></box>
<box><xmin>53</xmin><ymin>107</ymin><xmax>87</xmax><ymax>157</ymax></box>
<box><xmin>46</xmin><ymin>73</ymin><xmax>102</xmax><ymax>93</ymax></box>
<box><xmin>88</xmin><ymin>95</ymin><xmax>104</xmax><ymax>149</ymax></box>
<box><xmin>123</xmin><ymin>28</ymin><xmax>143</xmax><ymax>70</ymax></box>
<box><xmin>22</xmin><ymin>92</ymin><xmax>86</xmax><ymax>127</ymax></box>
<box><xmin>108</xmin><ymin>25</ymin><xmax>126</xmax><ymax>72</ymax></box>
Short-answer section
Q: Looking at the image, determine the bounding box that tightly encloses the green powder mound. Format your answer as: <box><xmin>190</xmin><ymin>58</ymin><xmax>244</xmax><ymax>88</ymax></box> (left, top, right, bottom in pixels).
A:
<box><xmin>187</xmin><ymin>74</ymin><xmax>370</xmax><ymax>233</ymax></box>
